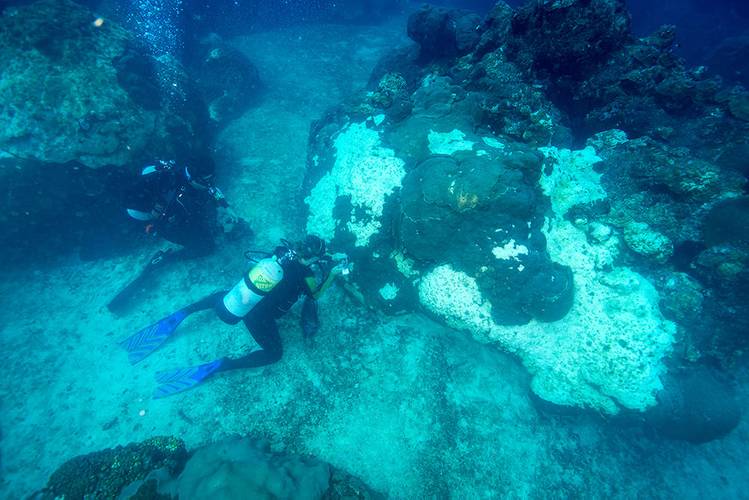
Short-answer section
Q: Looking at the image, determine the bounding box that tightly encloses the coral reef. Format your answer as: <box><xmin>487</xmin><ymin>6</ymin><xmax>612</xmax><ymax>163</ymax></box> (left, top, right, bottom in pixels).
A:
<box><xmin>418</xmin><ymin>141</ymin><xmax>676</xmax><ymax>414</ymax></box>
<box><xmin>40</xmin><ymin>436</ymin><xmax>187</xmax><ymax>499</ymax></box>
<box><xmin>40</xmin><ymin>435</ymin><xmax>382</xmax><ymax>500</ymax></box>
<box><xmin>165</xmin><ymin>437</ymin><xmax>331</xmax><ymax>499</ymax></box>
<box><xmin>506</xmin><ymin>0</ymin><xmax>632</xmax><ymax>79</ymax></box>
<box><xmin>303</xmin><ymin>104</ymin><xmax>681</xmax><ymax>413</ymax></box>
<box><xmin>300</xmin><ymin>0</ymin><xmax>748</xmax><ymax>424</ymax></box>
<box><xmin>304</xmin><ymin>121</ymin><xmax>406</xmax><ymax>247</ymax></box>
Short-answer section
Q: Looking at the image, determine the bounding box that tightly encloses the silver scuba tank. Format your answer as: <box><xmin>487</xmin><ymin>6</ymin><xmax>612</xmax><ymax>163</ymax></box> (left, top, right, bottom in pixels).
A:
<box><xmin>222</xmin><ymin>256</ymin><xmax>284</xmax><ymax>318</ymax></box>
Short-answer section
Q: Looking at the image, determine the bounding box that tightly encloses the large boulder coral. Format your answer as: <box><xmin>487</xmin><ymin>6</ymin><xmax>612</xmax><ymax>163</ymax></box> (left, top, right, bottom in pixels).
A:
<box><xmin>303</xmin><ymin>71</ymin><xmax>576</xmax><ymax>324</ymax></box>
<box><xmin>398</xmin><ymin>142</ymin><xmax>573</xmax><ymax>324</ymax></box>
<box><xmin>164</xmin><ymin>437</ymin><xmax>331</xmax><ymax>499</ymax></box>
<box><xmin>39</xmin><ymin>436</ymin><xmax>383</xmax><ymax>499</ymax></box>
<box><xmin>302</xmin><ymin>112</ymin><xmax>678</xmax><ymax>413</ymax></box>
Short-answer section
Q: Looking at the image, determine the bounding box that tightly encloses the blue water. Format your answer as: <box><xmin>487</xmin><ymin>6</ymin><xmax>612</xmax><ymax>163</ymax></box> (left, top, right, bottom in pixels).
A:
<box><xmin>0</xmin><ymin>0</ymin><xmax>747</xmax><ymax>498</ymax></box>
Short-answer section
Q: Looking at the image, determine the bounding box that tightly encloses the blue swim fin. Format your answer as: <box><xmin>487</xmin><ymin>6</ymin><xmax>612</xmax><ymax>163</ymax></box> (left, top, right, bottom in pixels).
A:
<box><xmin>119</xmin><ymin>309</ymin><xmax>189</xmax><ymax>365</ymax></box>
<box><xmin>153</xmin><ymin>359</ymin><xmax>224</xmax><ymax>399</ymax></box>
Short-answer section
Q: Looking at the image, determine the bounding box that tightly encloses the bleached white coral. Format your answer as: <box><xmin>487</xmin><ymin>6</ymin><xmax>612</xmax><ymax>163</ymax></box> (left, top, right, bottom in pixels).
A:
<box><xmin>305</xmin><ymin>122</ymin><xmax>406</xmax><ymax>247</ymax></box>
<box><xmin>538</xmin><ymin>145</ymin><xmax>607</xmax><ymax>216</ymax></box>
<box><xmin>419</xmin><ymin>140</ymin><xmax>675</xmax><ymax>414</ymax></box>
<box><xmin>379</xmin><ymin>283</ymin><xmax>399</xmax><ymax>301</ymax></box>
<box><xmin>419</xmin><ymin>265</ymin><xmax>494</xmax><ymax>340</ymax></box>
<box><xmin>482</xmin><ymin>136</ymin><xmax>505</xmax><ymax>150</ymax></box>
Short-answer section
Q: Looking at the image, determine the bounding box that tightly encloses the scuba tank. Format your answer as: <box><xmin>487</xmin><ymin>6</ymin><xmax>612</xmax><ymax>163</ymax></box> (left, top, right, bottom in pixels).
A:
<box><xmin>222</xmin><ymin>244</ymin><xmax>298</xmax><ymax>318</ymax></box>
<box><xmin>222</xmin><ymin>257</ymin><xmax>284</xmax><ymax>318</ymax></box>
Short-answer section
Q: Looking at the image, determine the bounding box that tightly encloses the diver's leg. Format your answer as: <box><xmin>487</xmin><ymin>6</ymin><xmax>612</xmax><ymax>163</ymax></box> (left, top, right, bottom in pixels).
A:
<box><xmin>162</xmin><ymin>217</ymin><xmax>215</xmax><ymax>259</ymax></box>
<box><xmin>182</xmin><ymin>290</ymin><xmax>226</xmax><ymax>314</ymax></box>
<box><xmin>218</xmin><ymin>314</ymin><xmax>283</xmax><ymax>371</ymax></box>
<box><xmin>152</xmin><ymin>311</ymin><xmax>280</xmax><ymax>398</ymax></box>
<box><xmin>106</xmin><ymin>247</ymin><xmax>180</xmax><ymax>313</ymax></box>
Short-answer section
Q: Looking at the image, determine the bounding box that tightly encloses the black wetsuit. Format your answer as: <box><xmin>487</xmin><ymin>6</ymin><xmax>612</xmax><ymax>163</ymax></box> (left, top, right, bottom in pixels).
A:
<box><xmin>182</xmin><ymin>249</ymin><xmax>315</xmax><ymax>371</ymax></box>
<box><xmin>124</xmin><ymin>162</ymin><xmax>224</xmax><ymax>257</ymax></box>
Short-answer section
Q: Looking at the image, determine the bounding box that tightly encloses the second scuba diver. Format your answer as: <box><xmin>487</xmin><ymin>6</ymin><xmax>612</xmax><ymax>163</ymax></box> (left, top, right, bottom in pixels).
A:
<box><xmin>108</xmin><ymin>158</ymin><xmax>250</xmax><ymax>313</ymax></box>
<box><xmin>119</xmin><ymin>235</ymin><xmax>349</xmax><ymax>398</ymax></box>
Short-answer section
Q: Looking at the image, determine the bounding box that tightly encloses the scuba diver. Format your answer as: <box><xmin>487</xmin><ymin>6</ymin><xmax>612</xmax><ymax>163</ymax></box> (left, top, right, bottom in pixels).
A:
<box><xmin>119</xmin><ymin>235</ymin><xmax>350</xmax><ymax>398</ymax></box>
<box><xmin>107</xmin><ymin>159</ymin><xmax>249</xmax><ymax>313</ymax></box>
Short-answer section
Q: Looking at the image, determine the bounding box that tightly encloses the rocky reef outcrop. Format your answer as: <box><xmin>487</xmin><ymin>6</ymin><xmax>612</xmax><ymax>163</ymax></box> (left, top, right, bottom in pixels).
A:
<box><xmin>300</xmin><ymin>0</ymin><xmax>747</xmax><ymax>437</ymax></box>
<box><xmin>506</xmin><ymin>0</ymin><xmax>632</xmax><ymax>80</ymax></box>
<box><xmin>40</xmin><ymin>436</ymin><xmax>187</xmax><ymax>499</ymax></box>
<box><xmin>0</xmin><ymin>0</ymin><xmax>206</xmax><ymax>169</ymax></box>
<box><xmin>646</xmin><ymin>364</ymin><xmax>741</xmax><ymax>444</ymax></box>
<box><xmin>186</xmin><ymin>35</ymin><xmax>264</xmax><ymax>127</ymax></box>
<box><xmin>38</xmin><ymin>436</ymin><xmax>382</xmax><ymax>499</ymax></box>
<box><xmin>496</xmin><ymin>0</ymin><xmax>749</xmax><ymax>165</ymax></box>
<box><xmin>407</xmin><ymin>5</ymin><xmax>482</xmax><ymax>61</ymax></box>
<box><xmin>0</xmin><ymin>0</ymin><xmax>264</xmax><ymax>263</ymax></box>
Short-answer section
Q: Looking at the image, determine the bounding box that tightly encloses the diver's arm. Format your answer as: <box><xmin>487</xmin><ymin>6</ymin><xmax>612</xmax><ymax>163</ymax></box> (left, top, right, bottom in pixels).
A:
<box><xmin>207</xmin><ymin>185</ymin><xmax>229</xmax><ymax>208</ymax></box>
<box><xmin>306</xmin><ymin>266</ymin><xmax>342</xmax><ymax>300</ymax></box>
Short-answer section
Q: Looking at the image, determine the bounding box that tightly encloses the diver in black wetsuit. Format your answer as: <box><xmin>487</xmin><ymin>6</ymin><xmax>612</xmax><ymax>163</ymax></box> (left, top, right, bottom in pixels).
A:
<box><xmin>120</xmin><ymin>235</ymin><xmax>349</xmax><ymax>397</ymax></box>
<box><xmin>123</xmin><ymin>159</ymin><xmax>245</xmax><ymax>257</ymax></box>
<box><xmin>108</xmin><ymin>159</ymin><xmax>250</xmax><ymax>313</ymax></box>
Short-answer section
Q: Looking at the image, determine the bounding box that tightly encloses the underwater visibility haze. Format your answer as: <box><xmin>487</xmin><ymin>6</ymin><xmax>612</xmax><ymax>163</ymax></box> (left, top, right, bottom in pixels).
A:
<box><xmin>1</xmin><ymin>0</ymin><xmax>748</xmax><ymax>497</ymax></box>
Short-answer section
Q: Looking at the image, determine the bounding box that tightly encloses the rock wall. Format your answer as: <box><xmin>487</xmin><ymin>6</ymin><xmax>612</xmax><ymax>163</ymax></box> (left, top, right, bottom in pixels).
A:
<box><xmin>0</xmin><ymin>0</ymin><xmax>205</xmax><ymax>169</ymax></box>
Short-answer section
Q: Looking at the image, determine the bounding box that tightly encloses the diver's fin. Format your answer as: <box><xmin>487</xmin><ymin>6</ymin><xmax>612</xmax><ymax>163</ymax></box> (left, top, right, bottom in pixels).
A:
<box><xmin>153</xmin><ymin>359</ymin><xmax>224</xmax><ymax>399</ymax></box>
<box><xmin>119</xmin><ymin>309</ymin><xmax>189</xmax><ymax>365</ymax></box>
<box><xmin>107</xmin><ymin>249</ymin><xmax>175</xmax><ymax>314</ymax></box>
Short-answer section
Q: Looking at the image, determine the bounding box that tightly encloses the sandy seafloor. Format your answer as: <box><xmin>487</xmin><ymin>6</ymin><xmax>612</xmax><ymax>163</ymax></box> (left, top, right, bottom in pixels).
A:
<box><xmin>1</xmin><ymin>17</ymin><xmax>749</xmax><ymax>499</ymax></box>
